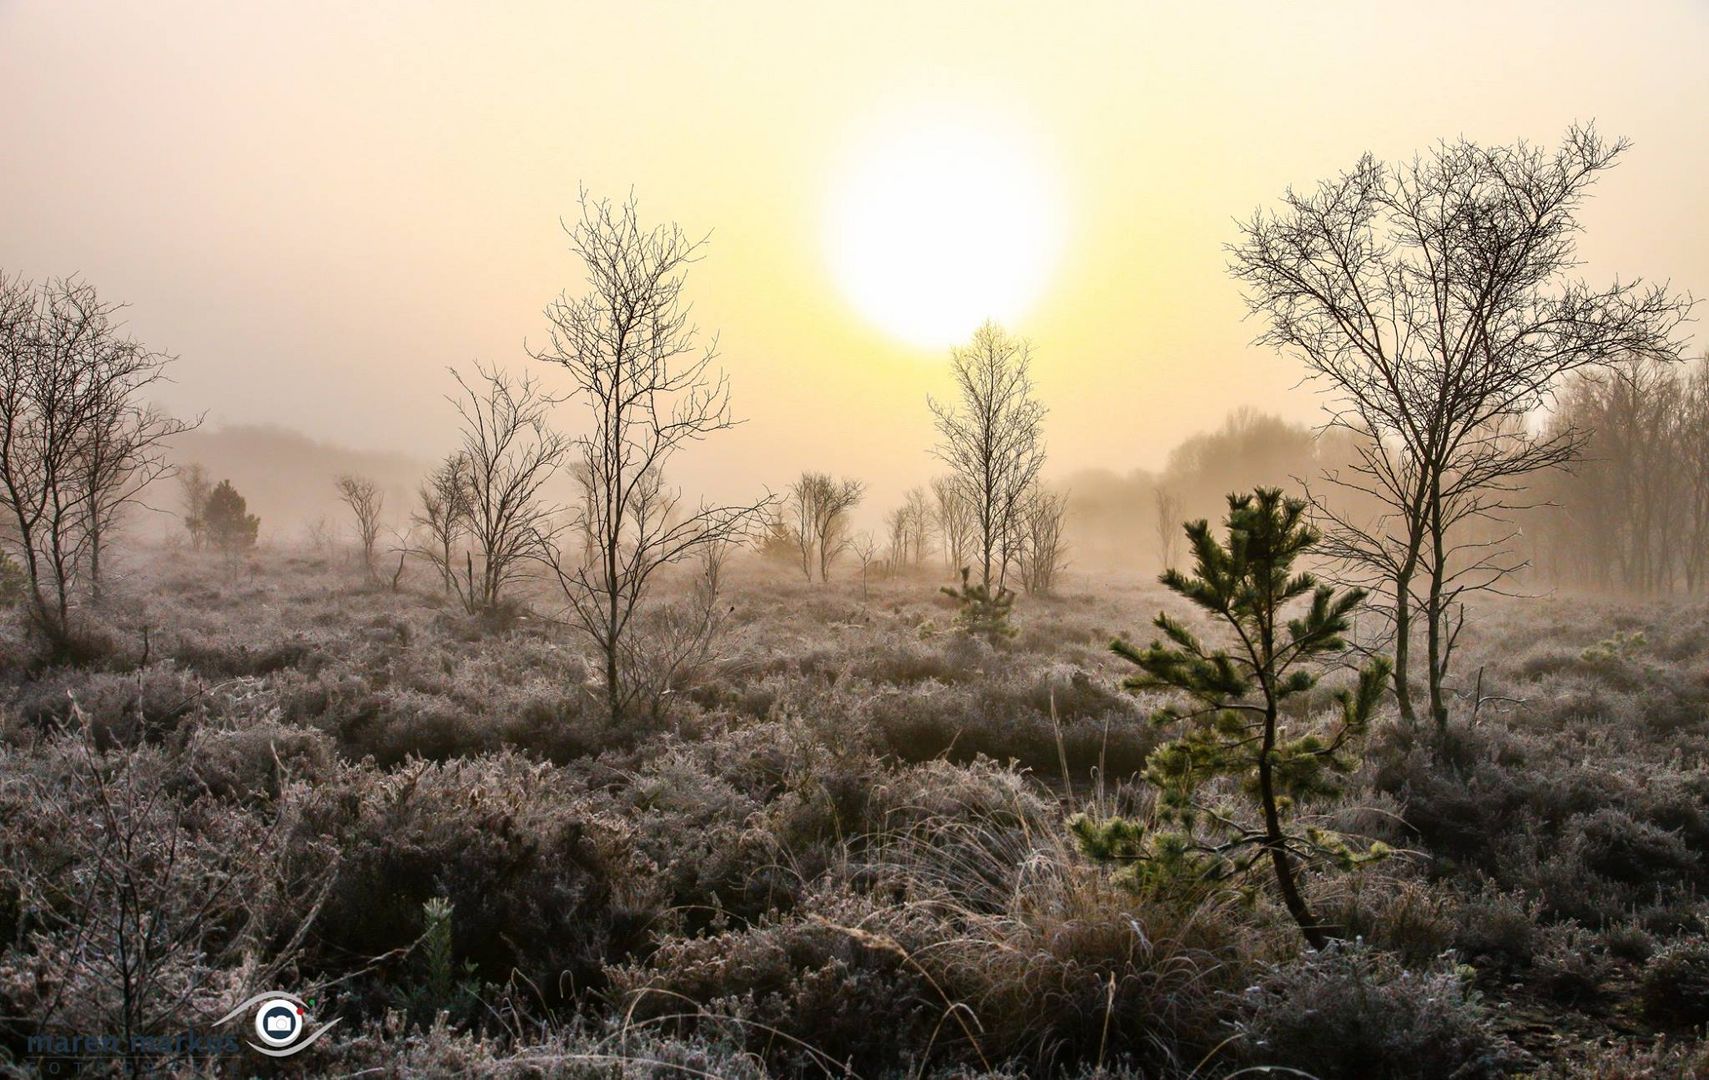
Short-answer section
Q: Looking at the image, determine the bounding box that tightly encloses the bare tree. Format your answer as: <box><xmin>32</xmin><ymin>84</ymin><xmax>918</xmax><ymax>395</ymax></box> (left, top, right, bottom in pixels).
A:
<box><xmin>784</xmin><ymin>472</ymin><xmax>822</xmax><ymax>582</ymax></box>
<box><xmin>303</xmin><ymin>515</ymin><xmax>332</xmax><ymax>560</ymax></box>
<box><xmin>618</xmin><ymin>537</ymin><xmax>735</xmax><ymax>723</ymax></box>
<box><xmin>448</xmin><ymin>362</ymin><xmax>567</xmax><ymax>616</ymax></box>
<box><xmin>1153</xmin><ymin>487</ymin><xmax>1182</xmax><ymax>572</ymax></box>
<box><xmin>334</xmin><ymin>474</ymin><xmax>385</xmax><ymax>580</ymax></box>
<box><xmin>412</xmin><ymin>453</ymin><xmax>472</xmax><ymax>596</ymax></box>
<box><xmin>0</xmin><ymin>274</ymin><xmax>195</xmax><ymax>651</ymax></box>
<box><xmin>532</xmin><ymin>193</ymin><xmax>769</xmax><ymax>724</ymax></box>
<box><xmin>929</xmin><ymin>321</ymin><xmax>1047</xmax><ymax>590</ymax></box>
<box><xmin>785</xmin><ymin>471</ymin><xmax>864</xmax><ymax>582</ymax></box>
<box><xmin>1535</xmin><ymin>355</ymin><xmax>1709</xmax><ymax>595</ymax></box>
<box><xmin>1015</xmin><ymin>485</ymin><xmax>1069</xmax><ymax>595</ymax></box>
<box><xmin>1231</xmin><ymin>125</ymin><xmax>1693</xmax><ymax>732</ymax></box>
<box><xmin>815</xmin><ymin>477</ymin><xmax>864</xmax><ymax>581</ymax></box>
<box><xmin>885</xmin><ymin>503</ymin><xmax>910</xmax><ymax>569</ymax></box>
<box><xmin>74</xmin><ymin>388</ymin><xmax>195</xmax><ymax>602</ymax></box>
<box><xmin>851</xmin><ymin>530</ymin><xmax>878</xmax><ymax>602</ymax></box>
<box><xmin>179</xmin><ymin>463</ymin><xmax>212</xmax><ymax>551</ymax></box>
<box><xmin>1684</xmin><ymin>361</ymin><xmax>1709</xmax><ymax>593</ymax></box>
<box><xmin>900</xmin><ymin>486</ymin><xmax>932</xmax><ymax>567</ymax></box>
<box><xmin>930</xmin><ymin>474</ymin><xmax>974</xmax><ymax>572</ymax></box>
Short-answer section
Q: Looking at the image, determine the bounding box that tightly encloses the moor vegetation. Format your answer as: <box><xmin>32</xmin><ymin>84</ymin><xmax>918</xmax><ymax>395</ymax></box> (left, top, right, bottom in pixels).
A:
<box><xmin>1</xmin><ymin>129</ymin><xmax>1706</xmax><ymax>1079</ymax></box>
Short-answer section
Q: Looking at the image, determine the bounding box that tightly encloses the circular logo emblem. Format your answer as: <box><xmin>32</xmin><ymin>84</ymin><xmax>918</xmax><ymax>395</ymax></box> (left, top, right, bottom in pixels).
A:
<box><xmin>252</xmin><ymin>997</ymin><xmax>304</xmax><ymax>1048</ymax></box>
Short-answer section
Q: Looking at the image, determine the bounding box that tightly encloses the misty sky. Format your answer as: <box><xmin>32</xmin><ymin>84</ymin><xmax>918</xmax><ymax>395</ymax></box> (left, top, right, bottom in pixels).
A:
<box><xmin>2</xmin><ymin>1</ymin><xmax>1705</xmax><ymax>509</ymax></box>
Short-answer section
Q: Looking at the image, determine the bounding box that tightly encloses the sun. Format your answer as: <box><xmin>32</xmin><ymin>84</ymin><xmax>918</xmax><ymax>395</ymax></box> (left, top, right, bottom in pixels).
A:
<box><xmin>825</xmin><ymin>111</ymin><xmax>1063</xmax><ymax>349</ymax></box>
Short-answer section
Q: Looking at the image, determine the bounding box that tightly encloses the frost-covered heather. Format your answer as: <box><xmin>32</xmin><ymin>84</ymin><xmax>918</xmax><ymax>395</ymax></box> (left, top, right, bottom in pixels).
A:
<box><xmin>1</xmin><ymin>547</ymin><xmax>1706</xmax><ymax>1077</ymax></box>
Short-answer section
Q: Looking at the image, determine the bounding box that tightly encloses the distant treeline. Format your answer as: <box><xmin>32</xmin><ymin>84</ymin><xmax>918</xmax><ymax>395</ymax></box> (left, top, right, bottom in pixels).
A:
<box><xmin>1531</xmin><ymin>358</ymin><xmax>1709</xmax><ymax>595</ymax></box>
<box><xmin>1062</xmin><ymin>409</ymin><xmax>1368</xmax><ymax>574</ymax></box>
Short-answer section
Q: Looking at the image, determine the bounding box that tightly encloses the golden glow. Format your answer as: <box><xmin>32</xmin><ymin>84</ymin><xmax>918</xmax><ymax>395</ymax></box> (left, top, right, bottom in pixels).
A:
<box><xmin>0</xmin><ymin>2</ymin><xmax>1702</xmax><ymax>502</ymax></box>
<box><xmin>825</xmin><ymin>110</ymin><xmax>1062</xmax><ymax>348</ymax></box>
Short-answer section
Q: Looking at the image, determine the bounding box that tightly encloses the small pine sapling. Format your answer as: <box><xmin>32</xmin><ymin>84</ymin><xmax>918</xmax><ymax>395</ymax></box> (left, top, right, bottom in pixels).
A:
<box><xmin>942</xmin><ymin>566</ymin><xmax>1017</xmax><ymax>641</ymax></box>
<box><xmin>1072</xmin><ymin>488</ymin><xmax>1392</xmax><ymax>949</ymax></box>
<box><xmin>394</xmin><ymin>897</ymin><xmax>482</xmax><ymax>1028</ymax></box>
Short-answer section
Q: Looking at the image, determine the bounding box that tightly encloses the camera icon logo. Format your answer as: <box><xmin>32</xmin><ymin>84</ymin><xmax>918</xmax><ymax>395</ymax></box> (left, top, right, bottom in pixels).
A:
<box><xmin>253</xmin><ymin>998</ymin><xmax>303</xmax><ymax>1048</ymax></box>
<box><xmin>215</xmin><ymin>990</ymin><xmax>339</xmax><ymax>1058</ymax></box>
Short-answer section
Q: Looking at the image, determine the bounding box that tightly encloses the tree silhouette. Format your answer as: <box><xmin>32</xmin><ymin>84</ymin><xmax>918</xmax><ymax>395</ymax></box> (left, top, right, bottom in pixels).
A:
<box><xmin>204</xmin><ymin>480</ymin><xmax>259</xmax><ymax>554</ymax></box>
<box><xmin>1231</xmin><ymin>125</ymin><xmax>1693</xmax><ymax>732</ymax></box>
<box><xmin>929</xmin><ymin>322</ymin><xmax>1047</xmax><ymax>591</ymax></box>
<box><xmin>532</xmin><ymin>193</ymin><xmax>769</xmax><ymax>724</ymax></box>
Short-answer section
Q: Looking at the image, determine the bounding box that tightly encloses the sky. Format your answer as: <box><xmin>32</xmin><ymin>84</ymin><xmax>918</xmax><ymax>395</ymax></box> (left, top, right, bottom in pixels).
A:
<box><xmin>2</xmin><ymin>1</ymin><xmax>1706</xmax><ymax>513</ymax></box>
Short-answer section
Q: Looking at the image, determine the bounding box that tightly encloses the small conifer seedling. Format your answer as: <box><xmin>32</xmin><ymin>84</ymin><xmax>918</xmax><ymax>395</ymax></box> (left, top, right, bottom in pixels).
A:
<box><xmin>1072</xmin><ymin>488</ymin><xmax>1392</xmax><ymax>949</ymax></box>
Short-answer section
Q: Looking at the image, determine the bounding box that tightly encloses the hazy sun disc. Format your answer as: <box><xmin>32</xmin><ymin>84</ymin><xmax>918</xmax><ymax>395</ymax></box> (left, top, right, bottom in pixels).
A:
<box><xmin>825</xmin><ymin>114</ymin><xmax>1062</xmax><ymax>349</ymax></box>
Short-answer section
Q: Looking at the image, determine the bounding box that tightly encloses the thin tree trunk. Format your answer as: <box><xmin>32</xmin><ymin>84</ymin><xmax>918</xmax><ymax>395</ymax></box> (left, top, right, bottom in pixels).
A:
<box><xmin>1391</xmin><ymin>564</ymin><xmax>1418</xmax><ymax>728</ymax></box>
<box><xmin>1426</xmin><ymin>477</ymin><xmax>1449</xmax><ymax>736</ymax></box>
<box><xmin>1259</xmin><ymin>699</ymin><xmax>1327</xmax><ymax>949</ymax></box>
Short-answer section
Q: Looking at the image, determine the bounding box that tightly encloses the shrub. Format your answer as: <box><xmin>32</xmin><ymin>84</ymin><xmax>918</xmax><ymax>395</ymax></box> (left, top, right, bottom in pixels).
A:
<box><xmin>0</xmin><ymin>731</ymin><xmax>335</xmax><ymax>1043</ymax></box>
<box><xmin>1531</xmin><ymin>1037</ymin><xmax>1709</xmax><ymax>1079</ymax></box>
<box><xmin>0</xmin><ymin>550</ymin><xmax>25</xmax><ymax>607</ymax></box>
<box><xmin>6</xmin><ymin>665</ymin><xmax>205</xmax><ymax>746</ymax></box>
<box><xmin>315</xmin><ymin>1018</ymin><xmax>772</xmax><ymax>1079</ymax></box>
<box><xmin>1640</xmin><ymin>938</ymin><xmax>1709</xmax><ymax>1028</ymax></box>
<box><xmin>1452</xmin><ymin>886</ymin><xmax>1541</xmax><ymax>971</ymax></box>
<box><xmin>176</xmin><ymin>716</ymin><xmax>336</xmax><ymax>802</ymax></box>
<box><xmin>1569</xmin><ymin>807</ymin><xmax>1698</xmax><ymax>892</ymax></box>
<box><xmin>1232</xmin><ymin>943</ymin><xmax>1522</xmax><ymax>1079</ymax></box>
<box><xmin>864</xmin><ymin>778</ymin><xmax>1246</xmax><ymax>1075</ymax></box>
<box><xmin>1533</xmin><ymin>922</ymin><xmax>1613</xmax><ymax>1004</ymax></box>
<box><xmin>1328</xmin><ymin>878</ymin><xmax>1456</xmax><ymax>966</ymax></box>
<box><xmin>942</xmin><ymin>568</ymin><xmax>1017</xmax><ymax>641</ymax></box>
<box><xmin>301</xmin><ymin>753</ymin><xmax>666</xmax><ymax>1011</ymax></box>
<box><xmin>607</xmin><ymin>891</ymin><xmax>940</xmax><ymax>1076</ymax></box>
<box><xmin>170</xmin><ymin>634</ymin><xmax>322</xmax><ymax>678</ymax></box>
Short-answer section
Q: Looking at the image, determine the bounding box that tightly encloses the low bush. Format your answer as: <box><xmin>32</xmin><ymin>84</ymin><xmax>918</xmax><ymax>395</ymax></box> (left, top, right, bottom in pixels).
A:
<box><xmin>5</xmin><ymin>664</ymin><xmax>206</xmax><ymax>746</ymax></box>
<box><xmin>1640</xmin><ymin>938</ymin><xmax>1709</xmax><ymax>1028</ymax></box>
<box><xmin>300</xmin><ymin>753</ymin><xmax>667</xmax><ymax>1013</ymax></box>
<box><xmin>1231</xmin><ymin>943</ymin><xmax>1522</xmax><ymax>1079</ymax></box>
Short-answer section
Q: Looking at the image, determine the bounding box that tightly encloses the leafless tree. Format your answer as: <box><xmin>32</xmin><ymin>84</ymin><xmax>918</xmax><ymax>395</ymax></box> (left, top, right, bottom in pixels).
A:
<box><xmin>179</xmin><ymin>463</ymin><xmax>212</xmax><ymax>551</ymax></box>
<box><xmin>74</xmin><ymin>393</ymin><xmax>194</xmax><ymax>602</ymax></box>
<box><xmin>412</xmin><ymin>453</ymin><xmax>472</xmax><ymax>595</ymax></box>
<box><xmin>447</xmin><ymin>362</ymin><xmax>567</xmax><ymax>616</ymax></box>
<box><xmin>0</xmin><ymin>273</ymin><xmax>195</xmax><ymax>651</ymax></box>
<box><xmin>880</xmin><ymin>489</ymin><xmax>931</xmax><ymax>572</ymax></box>
<box><xmin>929</xmin><ymin>321</ymin><xmax>1047</xmax><ymax>591</ymax></box>
<box><xmin>335</xmin><ymin>474</ymin><xmax>385</xmax><ymax>580</ymax></box>
<box><xmin>1015</xmin><ymin>485</ymin><xmax>1069</xmax><ymax>595</ymax></box>
<box><xmin>1535</xmin><ymin>355</ymin><xmax>1709</xmax><ymax>595</ymax></box>
<box><xmin>851</xmin><ymin>530</ymin><xmax>878</xmax><ymax>601</ymax></box>
<box><xmin>303</xmin><ymin>515</ymin><xmax>333</xmax><ymax>560</ymax></box>
<box><xmin>785</xmin><ymin>471</ymin><xmax>864</xmax><ymax>582</ymax></box>
<box><xmin>900</xmin><ymin>486</ymin><xmax>932</xmax><ymax>566</ymax></box>
<box><xmin>532</xmin><ymin>193</ymin><xmax>769</xmax><ymax>724</ymax></box>
<box><xmin>930</xmin><ymin>474</ymin><xmax>974</xmax><ymax>572</ymax></box>
<box><xmin>1153</xmin><ymin>487</ymin><xmax>1182</xmax><ymax>572</ymax></box>
<box><xmin>1230</xmin><ymin>125</ymin><xmax>1693</xmax><ymax>732</ymax></box>
<box><xmin>816</xmin><ymin>478</ymin><xmax>865</xmax><ymax>581</ymax></box>
<box><xmin>885</xmin><ymin>503</ymin><xmax>910</xmax><ymax>570</ymax></box>
<box><xmin>1684</xmin><ymin>362</ymin><xmax>1709</xmax><ymax>592</ymax></box>
<box><xmin>784</xmin><ymin>475</ymin><xmax>818</xmax><ymax>581</ymax></box>
<box><xmin>618</xmin><ymin>537</ymin><xmax>735</xmax><ymax>723</ymax></box>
